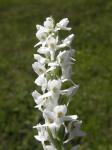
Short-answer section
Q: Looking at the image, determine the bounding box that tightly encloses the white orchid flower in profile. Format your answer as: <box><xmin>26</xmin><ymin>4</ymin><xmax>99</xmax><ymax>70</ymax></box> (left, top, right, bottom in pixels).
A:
<box><xmin>63</xmin><ymin>34</ymin><xmax>75</xmax><ymax>46</ymax></box>
<box><xmin>36</xmin><ymin>25</ymin><xmax>48</xmax><ymax>42</ymax></box>
<box><xmin>57</xmin><ymin>34</ymin><xmax>74</xmax><ymax>49</ymax></box>
<box><xmin>32</xmin><ymin>17</ymin><xmax>85</xmax><ymax>150</ymax></box>
<box><xmin>32</xmin><ymin>90</ymin><xmax>41</xmax><ymax>102</ymax></box>
<box><xmin>57</xmin><ymin>50</ymin><xmax>75</xmax><ymax>77</ymax></box>
<box><xmin>63</xmin><ymin>115</ymin><xmax>78</xmax><ymax>122</ymax></box>
<box><xmin>34</xmin><ymin>53</ymin><xmax>47</xmax><ymax>64</ymax></box>
<box><xmin>61</xmin><ymin>85</ymin><xmax>79</xmax><ymax>96</ymax></box>
<box><xmin>32</xmin><ymin>90</ymin><xmax>53</xmax><ymax>111</ymax></box>
<box><xmin>35</xmin><ymin>74</ymin><xmax>47</xmax><ymax>93</ymax></box>
<box><xmin>43</xmin><ymin>96</ymin><xmax>58</xmax><ymax>111</ymax></box>
<box><xmin>47</xmin><ymin>79</ymin><xmax>61</xmax><ymax>93</ymax></box>
<box><xmin>44</xmin><ymin>17</ymin><xmax>54</xmax><ymax>29</ymax></box>
<box><xmin>69</xmin><ymin>121</ymin><xmax>85</xmax><ymax>138</ymax></box>
<box><xmin>37</xmin><ymin>46</ymin><xmax>50</xmax><ymax>55</ymax></box>
<box><xmin>64</xmin><ymin>121</ymin><xmax>85</xmax><ymax>144</ymax></box>
<box><xmin>34</xmin><ymin>124</ymin><xmax>48</xmax><ymax>142</ymax></box>
<box><xmin>56</xmin><ymin>18</ymin><xmax>71</xmax><ymax>31</ymax></box>
<box><xmin>43</xmin><ymin>109</ymin><xmax>55</xmax><ymax>124</ymax></box>
<box><xmin>32</xmin><ymin>62</ymin><xmax>46</xmax><ymax>75</ymax></box>
<box><xmin>53</xmin><ymin>105</ymin><xmax>67</xmax><ymax>125</ymax></box>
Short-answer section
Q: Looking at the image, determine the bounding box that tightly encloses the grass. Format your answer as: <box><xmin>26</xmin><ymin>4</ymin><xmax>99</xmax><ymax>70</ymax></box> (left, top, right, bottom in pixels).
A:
<box><xmin>0</xmin><ymin>0</ymin><xmax>112</xmax><ymax>149</ymax></box>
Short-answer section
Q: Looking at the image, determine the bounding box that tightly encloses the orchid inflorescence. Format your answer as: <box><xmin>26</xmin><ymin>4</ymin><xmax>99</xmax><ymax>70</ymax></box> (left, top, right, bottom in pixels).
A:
<box><xmin>32</xmin><ymin>17</ymin><xmax>85</xmax><ymax>150</ymax></box>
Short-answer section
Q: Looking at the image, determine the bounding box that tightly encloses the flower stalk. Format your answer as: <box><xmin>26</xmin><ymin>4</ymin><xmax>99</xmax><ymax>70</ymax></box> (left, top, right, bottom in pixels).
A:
<box><xmin>32</xmin><ymin>17</ymin><xmax>85</xmax><ymax>150</ymax></box>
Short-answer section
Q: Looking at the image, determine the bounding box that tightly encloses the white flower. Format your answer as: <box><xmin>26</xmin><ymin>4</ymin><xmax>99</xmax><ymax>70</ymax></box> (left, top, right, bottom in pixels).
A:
<box><xmin>63</xmin><ymin>115</ymin><xmax>78</xmax><ymax>122</ymax></box>
<box><xmin>32</xmin><ymin>90</ymin><xmax>41</xmax><ymax>104</ymax></box>
<box><xmin>34</xmin><ymin>54</ymin><xmax>47</xmax><ymax>64</ymax></box>
<box><xmin>34</xmin><ymin>124</ymin><xmax>48</xmax><ymax>142</ymax></box>
<box><xmin>32</xmin><ymin>90</ymin><xmax>49</xmax><ymax>111</ymax></box>
<box><xmin>53</xmin><ymin>105</ymin><xmax>67</xmax><ymax>125</ymax></box>
<box><xmin>54</xmin><ymin>105</ymin><xmax>67</xmax><ymax>117</ymax></box>
<box><xmin>32</xmin><ymin>90</ymin><xmax>52</xmax><ymax>111</ymax></box>
<box><xmin>32</xmin><ymin>62</ymin><xmax>46</xmax><ymax>75</ymax></box>
<box><xmin>36</xmin><ymin>25</ymin><xmax>48</xmax><ymax>42</ymax></box>
<box><xmin>63</xmin><ymin>34</ymin><xmax>74</xmax><ymax>46</ymax></box>
<box><xmin>59</xmin><ymin>50</ymin><xmax>74</xmax><ymax>65</ymax></box>
<box><xmin>48</xmin><ymin>61</ymin><xmax>59</xmax><ymax>67</ymax></box>
<box><xmin>61</xmin><ymin>85</ymin><xmax>79</xmax><ymax>96</ymax></box>
<box><xmin>35</xmin><ymin>74</ymin><xmax>47</xmax><ymax>93</ymax></box>
<box><xmin>47</xmin><ymin>79</ymin><xmax>61</xmax><ymax>103</ymax></box>
<box><xmin>69</xmin><ymin>121</ymin><xmax>85</xmax><ymax>138</ymax></box>
<box><xmin>58</xmin><ymin>34</ymin><xmax>74</xmax><ymax>48</ymax></box>
<box><xmin>42</xmin><ymin>96</ymin><xmax>58</xmax><ymax>111</ymax></box>
<box><xmin>64</xmin><ymin>121</ymin><xmax>85</xmax><ymax>143</ymax></box>
<box><xmin>47</xmin><ymin>79</ymin><xmax>61</xmax><ymax>92</ymax></box>
<box><xmin>44</xmin><ymin>105</ymin><xmax>68</xmax><ymax>126</ymax></box>
<box><xmin>57</xmin><ymin>49</ymin><xmax>76</xmax><ymax>79</ymax></box>
<box><xmin>43</xmin><ymin>109</ymin><xmax>55</xmax><ymax>123</ymax></box>
<box><xmin>57</xmin><ymin>50</ymin><xmax>66</xmax><ymax>64</ymax></box>
<box><xmin>56</xmin><ymin>18</ymin><xmax>71</xmax><ymax>31</ymax></box>
<box><xmin>44</xmin><ymin>17</ymin><xmax>54</xmax><ymax>29</ymax></box>
<box><xmin>38</xmin><ymin>46</ymin><xmax>50</xmax><ymax>55</ymax></box>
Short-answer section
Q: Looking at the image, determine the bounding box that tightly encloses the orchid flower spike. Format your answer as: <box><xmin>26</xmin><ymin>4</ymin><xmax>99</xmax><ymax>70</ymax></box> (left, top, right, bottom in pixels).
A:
<box><xmin>32</xmin><ymin>17</ymin><xmax>85</xmax><ymax>150</ymax></box>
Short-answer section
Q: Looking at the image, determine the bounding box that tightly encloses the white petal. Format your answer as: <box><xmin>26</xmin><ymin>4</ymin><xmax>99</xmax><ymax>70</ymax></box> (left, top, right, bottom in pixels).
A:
<box><xmin>32</xmin><ymin>90</ymin><xmax>41</xmax><ymax>99</ymax></box>
<box><xmin>63</xmin><ymin>115</ymin><xmax>78</xmax><ymax>121</ymax></box>
<box><xmin>32</xmin><ymin>62</ymin><xmax>46</xmax><ymax>75</ymax></box>
<box><xmin>54</xmin><ymin>105</ymin><xmax>67</xmax><ymax>117</ymax></box>
<box><xmin>35</xmin><ymin>74</ymin><xmax>47</xmax><ymax>93</ymax></box>
<box><xmin>36</xmin><ymin>26</ymin><xmax>48</xmax><ymax>41</ymax></box>
<box><xmin>34</xmin><ymin>54</ymin><xmax>46</xmax><ymax>64</ymax></box>
<box><xmin>47</xmin><ymin>79</ymin><xmax>61</xmax><ymax>92</ymax></box>
<box><xmin>34</xmin><ymin>135</ymin><xmax>45</xmax><ymax>142</ymax></box>
<box><xmin>48</xmin><ymin>61</ymin><xmax>59</xmax><ymax>67</ymax></box>
<box><xmin>38</xmin><ymin>47</ymin><xmax>50</xmax><ymax>55</ymax></box>
<box><xmin>44</xmin><ymin>17</ymin><xmax>54</xmax><ymax>29</ymax></box>
<box><xmin>56</xmin><ymin>18</ymin><xmax>71</xmax><ymax>31</ymax></box>
<box><xmin>63</xmin><ymin>34</ymin><xmax>75</xmax><ymax>46</ymax></box>
<box><xmin>61</xmin><ymin>85</ymin><xmax>79</xmax><ymax>96</ymax></box>
<box><xmin>39</xmin><ymin>91</ymin><xmax>52</xmax><ymax>99</ymax></box>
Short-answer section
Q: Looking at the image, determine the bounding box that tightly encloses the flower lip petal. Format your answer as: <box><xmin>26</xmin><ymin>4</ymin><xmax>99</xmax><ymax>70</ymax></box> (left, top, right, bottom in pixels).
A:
<box><xmin>63</xmin><ymin>115</ymin><xmax>78</xmax><ymax>121</ymax></box>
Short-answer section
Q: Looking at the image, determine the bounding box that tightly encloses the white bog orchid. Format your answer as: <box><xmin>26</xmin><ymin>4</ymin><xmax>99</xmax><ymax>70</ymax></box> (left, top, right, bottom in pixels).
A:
<box><xmin>34</xmin><ymin>124</ymin><xmax>49</xmax><ymax>149</ymax></box>
<box><xmin>32</xmin><ymin>17</ymin><xmax>84</xmax><ymax>150</ymax></box>
<box><xmin>56</xmin><ymin>18</ymin><xmax>71</xmax><ymax>31</ymax></box>
<box><xmin>47</xmin><ymin>79</ymin><xmax>61</xmax><ymax>93</ymax></box>
<box><xmin>34</xmin><ymin>54</ymin><xmax>47</xmax><ymax>64</ymax></box>
<box><xmin>32</xmin><ymin>62</ymin><xmax>46</xmax><ymax>75</ymax></box>
<box><xmin>35</xmin><ymin>74</ymin><xmax>47</xmax><ymax>93</ymax></box>
<box><xmin>44</xmin><ymin>17</ymin><xmax>54</xmax><ymax>29</ymax></box>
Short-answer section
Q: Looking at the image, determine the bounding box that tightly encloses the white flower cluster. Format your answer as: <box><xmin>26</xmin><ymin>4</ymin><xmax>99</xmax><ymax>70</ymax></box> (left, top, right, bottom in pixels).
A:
<box><xmin>32</xmin><ymin>17</ymin><xmax>85</xmax><ymax>150</ymax></box>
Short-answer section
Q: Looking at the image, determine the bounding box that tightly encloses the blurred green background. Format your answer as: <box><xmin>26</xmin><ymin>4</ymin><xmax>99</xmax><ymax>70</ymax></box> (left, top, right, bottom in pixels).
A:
<box><xmin>0</xmin><ymin>0</ymin><xmax>112</xmax><ymax>149</ymax></box>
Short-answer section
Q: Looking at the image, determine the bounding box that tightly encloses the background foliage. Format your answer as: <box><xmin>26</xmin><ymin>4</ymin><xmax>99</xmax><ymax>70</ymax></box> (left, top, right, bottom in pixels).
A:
<box><xmin>0</xmin><ymin>0</ymin><xmax>112</xmax><ymax>149</ymax></box>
